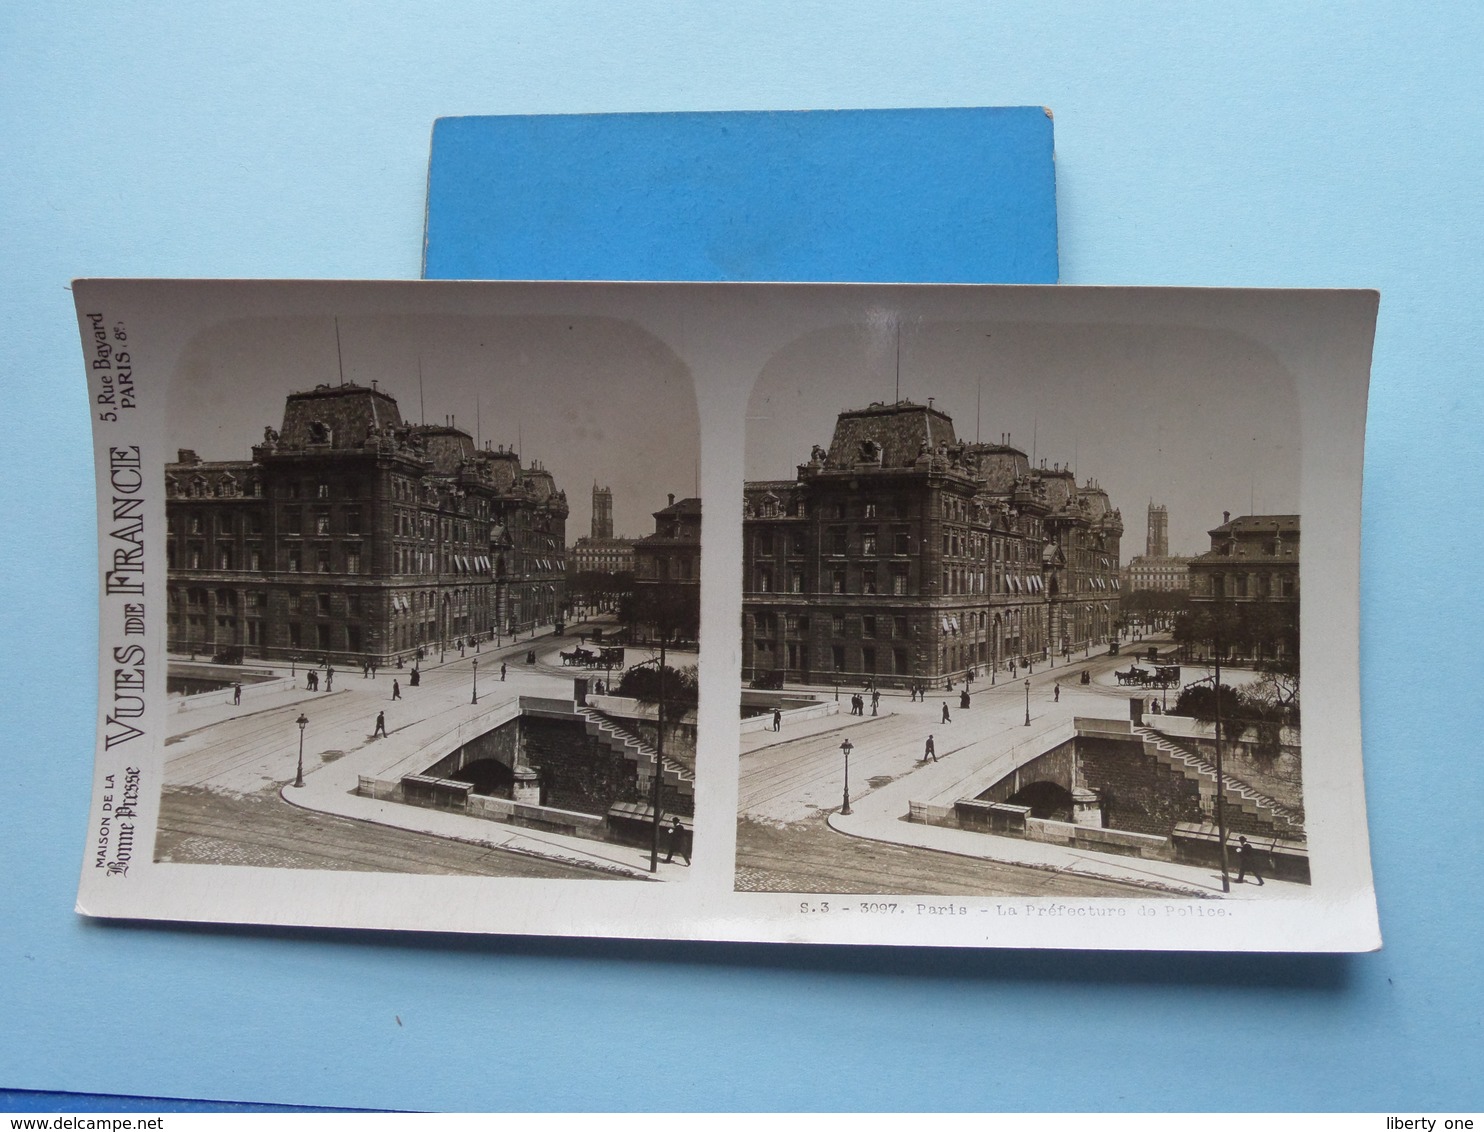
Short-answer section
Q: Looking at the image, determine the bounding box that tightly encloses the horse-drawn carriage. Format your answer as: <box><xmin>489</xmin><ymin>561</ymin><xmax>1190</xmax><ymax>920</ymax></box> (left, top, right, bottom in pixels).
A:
<box><xmin>559</xmin><ymin>645</ymin><xmax>625</xmax><ymax>671</ymax></box>
<box><xmin>1116</xmin><ymin>664</ymin><xmax>1182</xmax><ymax>688</ymax></box>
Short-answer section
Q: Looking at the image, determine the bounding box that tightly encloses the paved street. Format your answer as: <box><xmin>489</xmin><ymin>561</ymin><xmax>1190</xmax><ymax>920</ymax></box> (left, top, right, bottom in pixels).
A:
<box><xmin>734</xmin><ymin>814</ymin><xmax>1159</xmax><ymax>897</ymax></box>
<box><xmin>157</xmin><ymin>785</ymin><xmax>623</xmax><ymax>878</ymax></box>
<box><xmin>736</xmin><ymin>640</ymin><xmax>1303</xmax><ymax>899</ymax></box>
<box><xmin>157</xmin><ymin>618</ymin><xmax>680</xmax><ymax>880</ymax></box>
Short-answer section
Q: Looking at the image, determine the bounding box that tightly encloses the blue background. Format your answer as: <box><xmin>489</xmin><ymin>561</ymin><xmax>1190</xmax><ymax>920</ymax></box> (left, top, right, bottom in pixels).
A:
<box><xmin>424</xmin><ymin>107</ymin><xmax>1059</xmax><ymax>282</ymax></box>
<box><xmin>2</xmin><ymin>3</ymin><xmax>1481</xmax><ymax>1113</ymax></box>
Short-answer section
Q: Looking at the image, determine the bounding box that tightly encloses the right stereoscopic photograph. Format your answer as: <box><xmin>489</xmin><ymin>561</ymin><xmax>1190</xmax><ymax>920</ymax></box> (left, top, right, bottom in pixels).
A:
<box><xmin>734</xmin><ymin>287</ymin><xmax>1375</xmax><ymax>905</ymax></box>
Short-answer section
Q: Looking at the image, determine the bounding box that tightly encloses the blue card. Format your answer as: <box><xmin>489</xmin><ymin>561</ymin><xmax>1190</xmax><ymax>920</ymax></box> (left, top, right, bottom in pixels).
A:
<box><xmin>423</xmin><ymin>107</ymin><xmax>1058</xmax><ymax>283</ymax></box>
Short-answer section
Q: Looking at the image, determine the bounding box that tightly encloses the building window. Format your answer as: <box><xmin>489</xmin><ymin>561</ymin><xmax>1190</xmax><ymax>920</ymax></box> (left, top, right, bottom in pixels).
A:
<box><xmin>832</xmin><ymin>645</ymin><xmax>845</xmax><ymax>671</ymax></box>
<box><xmin>346</xmin><ymin>547</ymin><xmax>361</xmax><ymax>575</ymax></box>
<box><xmin>862</xmin><ymin>568</ymin><xmax>878</xmax><ymax>595</ymax></box>
<box><xmin>832</xmin><ymin>569</ymin><xmax>846</xmax><ymax>594</ymax></box>
<box><xmin>217</xmin><ymin>548</ymin><xmax>232</xmax><ymax>570</ymax></box>
<box><xmin>289</xmin><ymin>622</ymin><xmax>302</xmax><ymax>648</ymax></box>
<box><xmin>756</xmin><ymin>532</ymin><xmax>772</xmax><ymax>557</ymax></box>
<box><xmin>790</xmin><ymin>570</ymin><xmax>804</xmax><ymax>594</ymax></box>
<box><xmin>894</xmin><ymin>647</ymin><xmax>908</xmax><ymax>675</ymax></box>
<box><xmin>862</xmin><ymin>616</ymin><xmax>876</xmax><ymax>638</ymax></box>
<box><xmin>893</xmin><ymin>529</ymin><xmax>910</xmax><ymax>555</ymax></box>
<box><xmin>757</xmin><ymin>568</ymin><xmax>772</xmax><ymax>592</ymax></box>
<box><xmin>862</xmin><ymin>647</ymin><xmax>876</xmax><ymax>673</ymax></box>
<box><xmin>315</xmin><ymin>512</ymin><xmax>331</xmax><ymax>536</ymax></box>
<box><xmin>862</xmin><ymin>531</ymin><xmax>877</xmax><ymax>556</ymax></box>
<box><xmin>317</xmin><ymin>624</ymin><xmax>331</xmax><ymax>649</ymax></box>
<box><xmin>317</xmin><ymin>549</ymin><xmax>331</xmax><ymax>574</ymax></box>
<box><xmin>894</xmin><ymin>616</ymin><xmax>909</xmax><ymax>638</ymax></box>
<box><xmin>317</xmin><ymin>483</ymin><xmax>330</xmax><ymax>499</ymax></box>
<box><xmin>829</xmin><ymin>528</ymin><xmax>847</xmax><ymax>556</ymax></box>
<box><xmin>892</xmin><ymin>568</ymin><xmax>908</xmax><ymax>596</ymax></box>
<box><xmin>831</xmin><ymin>614</ymin><xmax>846</xmax><ymax>635</ymax></box>
<box><xmin>286</xmin><ymin>546</ymin><xmax>301</xmax><ymax>573</ymax></box>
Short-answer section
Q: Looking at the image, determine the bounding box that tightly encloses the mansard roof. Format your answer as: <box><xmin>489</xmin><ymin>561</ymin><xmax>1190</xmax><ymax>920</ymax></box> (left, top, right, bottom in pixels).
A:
<box><xmin>279</xmin><ymin>383</ymin><xmax>403</xmax><ymax>449</ymax></box>
<box><xmin>825</xmin><ymin>400</ymin><xmax>957</xmax><ymax>469</ymax></box>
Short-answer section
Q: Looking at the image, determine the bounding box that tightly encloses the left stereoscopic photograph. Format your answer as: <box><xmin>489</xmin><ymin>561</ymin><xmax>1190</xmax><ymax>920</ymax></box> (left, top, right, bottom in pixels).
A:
<box><xmin>82</xmin><ymin>281</ymin><xmax>702</xmax><ymax>898</ymax></box>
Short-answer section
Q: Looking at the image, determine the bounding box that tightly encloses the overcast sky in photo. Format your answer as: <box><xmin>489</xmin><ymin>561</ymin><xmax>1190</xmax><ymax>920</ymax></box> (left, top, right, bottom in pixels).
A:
<box><xmin>167</xmin><ymin>306</ymin><xmax>701</xmax><ymax>540</ymax></box>
<box><xmin>745</xmin><ymin>308</ymin><xmax>1306</xmax><ymax>557</ymax></box>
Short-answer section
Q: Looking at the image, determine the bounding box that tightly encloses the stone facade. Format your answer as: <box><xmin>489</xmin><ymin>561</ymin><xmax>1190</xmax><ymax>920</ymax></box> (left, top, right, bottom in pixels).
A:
<box><xmin>1188</xmin><ymin>512</ymin><xmax>1299</xmax><ymax>605</ymax></box>
<box><xmin>166</xmin><ymin>383</ymin><xmax>567</xmax><ymax>664</ymax></box>
<box><xmin>741</xmin><ymin>401</ymin><xmax>1123</xmax><ymax>688</ymax></box>
<box><xmin>631</xmin><ymin>494</ymin><xmax>702</xmax><ymax>643</ymax></box>
<box><xmin>1123</xmin><ymin>555</ymin><xmax>1191</xmax><ymax>593</ymax></box>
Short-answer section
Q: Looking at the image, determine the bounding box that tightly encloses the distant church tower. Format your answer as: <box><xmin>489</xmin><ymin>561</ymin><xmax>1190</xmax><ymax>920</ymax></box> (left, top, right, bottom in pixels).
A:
<box><xmin>1146</xmin><ymin>502</ymin><xmax>1169</xmax><ymax>558</ymax></box>
<box><xmin>592</xmin><ymin>483</ymin><xmax>614</xmax><ymax>539</ymax></box>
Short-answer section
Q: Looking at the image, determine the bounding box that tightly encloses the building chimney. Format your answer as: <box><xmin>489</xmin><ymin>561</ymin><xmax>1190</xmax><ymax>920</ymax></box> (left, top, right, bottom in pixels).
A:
<box><xmin>668</xmin><ymin>493</ymin><xmax>675</xmax><ymax>507</ymax></box>
<box><xmin>1223</xmin><ymin>510</ymin><xmax>1231</xmax><ymax>523</ymax></box>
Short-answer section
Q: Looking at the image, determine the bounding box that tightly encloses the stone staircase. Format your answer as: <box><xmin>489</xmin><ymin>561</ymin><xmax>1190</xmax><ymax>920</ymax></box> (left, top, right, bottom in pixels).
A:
<box><xmin>1133</xmin><ymin>725</ymin><xmax>1302</xmax><ymax>834</ymax></box>
<box><xmin>576</xmin><ymin>706</ymin><xmax>695</xmax><ymax>795</ymax></box>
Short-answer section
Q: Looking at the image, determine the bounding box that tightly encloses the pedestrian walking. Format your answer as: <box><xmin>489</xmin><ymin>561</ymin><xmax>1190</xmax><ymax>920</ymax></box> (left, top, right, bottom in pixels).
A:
<box><xmin>500</xmin><ymin>662</ymin><xmax>507</xmax><ymax>681</ymax></box>
<box><xmin>232</xmin><ymin>682</ymin><xmax>242</xmax><ymax>705</ymax></box>
<box><xmin>362</xmin><ymin>661</ymin><xmax>369</xmax><ymax>679</ymax></box>
<box><xmin>941</xmin><ymin>702</ymin><xmax>951</xmax><ymax>724</ymax></box>
<box><xmin>1054</xmin><ymin>684</ymin><xmax>1060</xmax><ymax>703</ymax></box>
<box><xmin>409</xmin><ymin>667</ymin><xmax>420</xmax><ymax>687</ymax></box>
<box><xmin>959</xmin><ymin>688</ymin><xmax>970</xmax><ymax>710</ymax></box>
<box><xmin>370</xmin><ymin>663</ymin><xmax>377</xmax><ymax>679</ymax></box>
<box><xmin>924</xmin><ymin>734</ymin><xmax>937</xmax><ymax>762</ymax></box>
<box><xmin>772</xmin><ymin>708</ymin><xmax>782</xmax><ymax>732</ymax></box>
<box><xmin>392</xmin><ymin>680</ymin><xmax>401</xmax><ymax>700</ymax></box>
<box><xmin>663</xmin><ymin>815</ymin><xmax>690</xmax><ymax>865</ymax></box>
<box><xmin>325</xmin><ymin>668</ymin><xmax>334</xmax><ymax>692</ymax></box>
<box><xmin>1234</xmin><ymin>836</ymin><xmax>1265</xmax><ymax>885</ymax></box>
<box><xmin>373</xmin><ymin>710</ymin><xmax>387</xmax><ymax>738</ymax></box>
<box><xmin>871</xmin><ymin>689</ymin><xmax>880</xmax><ymax>713</ymax></box>
<box><xmin>307</xmin><ymin>671</ymin><xmax>317</xmax><ymax>691</ymax></box>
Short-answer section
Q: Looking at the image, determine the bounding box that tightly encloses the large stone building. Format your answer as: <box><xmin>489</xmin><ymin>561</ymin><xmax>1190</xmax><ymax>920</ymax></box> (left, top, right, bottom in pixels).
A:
<box><xmin>741</xmin><ymin>401</ymin><xmax>1123</xmax><ymax>688</ymax></box>
<box><xmin>569</xmin><ymin>482</ymin><xmax>636</xmax><ymax>576</ymax></box>
<box><xmin>630</xmin><ymin>494</ymin><xmax>702</xmax><ymax>644</ymax></box>
<box><xmin>1186</xmin><ymin>512</ymin><xmax>1299</xmax><ymax>660</ymax></box>
<box><xmin>1188</xmin><ymin>512</ymin><xmax>1299</xmax><ymax>604</ymax></box>
<box><xmin>1122</xmin><ymin>502</ymin><xmax>1191</xmax><ymax>594</ymax></box>
<box><xmin>165</xmin><ymin>383</ymin><xmax>567</xmax><ymax>665</ymax></box>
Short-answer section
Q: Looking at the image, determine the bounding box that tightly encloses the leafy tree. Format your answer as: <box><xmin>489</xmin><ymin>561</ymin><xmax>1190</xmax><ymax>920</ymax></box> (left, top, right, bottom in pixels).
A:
<box><xmin>616</xmin><ymin>663</ymin><xmax>699</xmax><ymax>711</ymax></box>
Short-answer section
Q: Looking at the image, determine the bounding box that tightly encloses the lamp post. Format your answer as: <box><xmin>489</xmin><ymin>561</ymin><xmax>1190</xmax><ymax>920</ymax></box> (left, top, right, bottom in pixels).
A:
<box><xmin>293</xmin><ymin>713</ymin><xmax>308</xmax><ymax>788</ymax></box>
<box><xmin>1024</xmin><ymin>678</ymin><xmax>1031</xmax><ymax>727</ymax></box>
<box><xmin>839</xmin><ymin>737</ymin><xmax>854</xmax><ymax>816</ymax></box>
<box><xmin>471</xmin><ymin>657</ymin><xmax>478</xmax><ymax>704</ymax></box>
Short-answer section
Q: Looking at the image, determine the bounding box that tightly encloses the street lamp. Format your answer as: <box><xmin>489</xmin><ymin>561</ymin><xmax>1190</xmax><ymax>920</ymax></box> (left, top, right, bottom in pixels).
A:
<box><xmin>293</xmin><ymin>713</ymin><xmax>308</xmax><ymax>788</ymax></box>
<box><xmin>471</xmin><ymin>657</ymin><xmax>479</xmax><ymax>704</ymax></box>
<box><xmin>1023</xmin><ymin>678</ymin><xmax>1031</xmax><ymax>727</ymax></box>
<box><xmin>839</xmin><ymin>737</ymin><xmax>854</xmax><ymax>816</ymax></box>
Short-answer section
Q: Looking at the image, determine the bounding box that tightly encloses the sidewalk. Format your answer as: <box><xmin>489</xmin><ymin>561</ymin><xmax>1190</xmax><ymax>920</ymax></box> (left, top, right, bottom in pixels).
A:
<box><xmin>827</xmin><ymin>751</ymin><xmax>1304</xmax><ymax>899</ymax></box>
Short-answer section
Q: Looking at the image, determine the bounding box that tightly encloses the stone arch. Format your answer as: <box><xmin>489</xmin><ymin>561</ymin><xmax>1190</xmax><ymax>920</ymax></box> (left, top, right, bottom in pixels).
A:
<box><xmin>1005</xmin><ymin>780</ymin><xmax>1075</xmax><ymax>821</ymax></box>
<box><xmin>450</xmin><ymin>758</ymin><xmax>516</xmax><ymax>797</ymax></box>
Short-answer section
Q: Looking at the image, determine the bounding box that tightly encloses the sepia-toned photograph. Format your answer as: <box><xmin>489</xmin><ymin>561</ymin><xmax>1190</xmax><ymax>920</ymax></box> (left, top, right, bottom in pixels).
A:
<box><xmin>735</xmin><ymin>297</ymin><xmax>1338</xmax><ymax>902</ymax></box>
<box><xmin>78</xmin><ymin>280</ymin><xmax>1375</xmax><ymax>949</ymax></box>
<box><xmin>148</xmin><ymin>289</ymin><xmax>702</xmax><ymax>882</ymax></box>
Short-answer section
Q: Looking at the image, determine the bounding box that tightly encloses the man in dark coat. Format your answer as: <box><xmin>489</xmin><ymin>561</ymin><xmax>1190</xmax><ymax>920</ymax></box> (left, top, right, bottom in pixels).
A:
<box><xmin>1234</xmin><ymin>836</ymin><xmax>1265</xmax><ymax>885</ymax></box>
